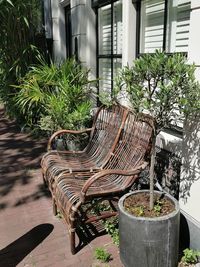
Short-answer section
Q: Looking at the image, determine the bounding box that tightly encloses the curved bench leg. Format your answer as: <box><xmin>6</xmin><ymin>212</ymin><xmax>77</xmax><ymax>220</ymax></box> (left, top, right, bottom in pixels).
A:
<box><xmin>53</xmin><ymin>198</ymin><xmax>57</xmax><ymax>216</ymax></box>
<box><xmin>42</xmin><ymin>172</ymin><xmax>47</xmax><ymax>188</ymax></box>
<box><xmin>70</xmin><ymin>229</ymin><xmax>76</xmax><ymax>255</ymax></box>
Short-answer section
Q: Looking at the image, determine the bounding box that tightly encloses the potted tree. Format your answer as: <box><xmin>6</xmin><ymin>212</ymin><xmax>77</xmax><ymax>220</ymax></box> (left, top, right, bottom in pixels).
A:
<box><xmin>116</xmin><ymin>50</ymin><xmax>200</xmax><ymax>267</ymax></box>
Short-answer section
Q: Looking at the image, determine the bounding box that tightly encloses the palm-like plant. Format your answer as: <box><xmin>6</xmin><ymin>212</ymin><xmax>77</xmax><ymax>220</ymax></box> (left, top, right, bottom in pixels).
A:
<box><xmin>14</xmin><ymin>58</ymin><xmax>93</xmax><ymax>134</ymax></box>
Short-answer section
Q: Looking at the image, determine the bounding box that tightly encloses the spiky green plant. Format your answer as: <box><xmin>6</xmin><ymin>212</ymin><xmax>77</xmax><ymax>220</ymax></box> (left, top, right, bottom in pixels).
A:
<box><xmin>14</xmin><ymin>58</ymin><xmax>93</xmax><ymax>134</ymax></box>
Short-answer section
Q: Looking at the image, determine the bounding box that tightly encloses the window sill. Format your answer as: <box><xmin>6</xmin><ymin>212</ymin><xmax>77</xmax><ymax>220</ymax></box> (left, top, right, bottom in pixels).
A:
<box><xmin>156</xmin><ymin>130</ymin><xmax>183</xmax><ymax>156</ymax></box>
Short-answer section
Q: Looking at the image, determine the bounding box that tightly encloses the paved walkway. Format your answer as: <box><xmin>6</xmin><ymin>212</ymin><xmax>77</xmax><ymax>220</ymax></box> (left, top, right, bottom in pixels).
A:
<box><xmin>0</xmin><ymin>107</ymin><xmax>122</xmax><ymax>267</ymax></box>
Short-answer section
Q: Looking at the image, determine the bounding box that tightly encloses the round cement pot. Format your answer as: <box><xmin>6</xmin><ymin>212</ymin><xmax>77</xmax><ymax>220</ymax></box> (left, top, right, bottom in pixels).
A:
<box><xmin>119</xmin><ymin>190</ymin><xmax>180</xmax><ymax>267</ymax></box>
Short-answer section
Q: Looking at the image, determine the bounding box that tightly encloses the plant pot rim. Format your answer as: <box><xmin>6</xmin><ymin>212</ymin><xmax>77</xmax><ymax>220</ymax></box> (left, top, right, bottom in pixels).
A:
<box><xmin>119</xmin><ymin>190</ymin><xmax>180</xmax><ymax>221</ymax></box>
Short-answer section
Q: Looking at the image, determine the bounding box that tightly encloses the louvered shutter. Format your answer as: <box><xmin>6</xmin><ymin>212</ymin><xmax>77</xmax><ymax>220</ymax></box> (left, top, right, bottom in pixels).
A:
<box><xmin>140</xmin><ymin>0</ymin><xmax>191</xmax><ymax>54</ymax></box>
<box><xmin>98</xmin><ymin>1</ymin><xmax>122</xmax><ymax>95</ymax></box>
<box><xmin>166</xmin><ymin>0</ymin><xmax>191</xmax><ymax>53</ymax></box>
<box><xmin>113</xmin><ymin>1</ymin><xmax>123</xmax><ymax>55</ymax></box>
<box><xmin>98</xmin><ymin>5</ymin><xmax>112</xmax><ymax>94</ymax></box>
<box><xmin>140</xmin><ymin>0</ymin><xmax>165</xmax><ymax>53</ymax></box>
<box><xmin>99</xmin><ymin>5</ymin><xmax>112</xmax><ymax>55</ymax></box>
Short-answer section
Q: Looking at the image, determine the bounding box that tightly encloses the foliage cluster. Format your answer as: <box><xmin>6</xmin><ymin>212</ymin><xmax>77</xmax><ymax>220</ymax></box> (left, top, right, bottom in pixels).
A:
<box><xmin>182</xmin><ymin>248</ymin><xmax>200</xmax><ymax>265</ymax></box>
<box><xmin>0</xmin><ymin>0</ymin><xmax>44</xmax><ymax>116</ymax></box>
<box><xmin>116</xmin><ymin>50</ymin><xmax>200</xmax><ymax>134</ymax></box>
<box><xmin>94</xmin><ymin>247</ymin><xmax>111</xmax><ymax>263</ymax></box>
<box><xmin>104</xmin><ymin>217</ymin><xmax>119</xmax><ymax>246</ymax></box>
<box><xmin>89</xmin><ymin>200</ymin><xmax>119</xmax><ymax>246</ymax></box>
<box><xmin>14</xmin><ymin>58</ymin><xmax>93</xmax><ymax>134</ymax></box>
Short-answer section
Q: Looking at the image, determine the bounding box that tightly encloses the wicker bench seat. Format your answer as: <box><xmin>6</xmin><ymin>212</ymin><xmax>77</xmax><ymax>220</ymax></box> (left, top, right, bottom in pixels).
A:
<box><xmin>41</xmin><ymin>104</ymin><xmax>154</xmax><ymax>254</ymax></box>
<box><xmin>41</xmin><ymin>104</ymin><xmax>128</xmax><ymax>190</ymax></box>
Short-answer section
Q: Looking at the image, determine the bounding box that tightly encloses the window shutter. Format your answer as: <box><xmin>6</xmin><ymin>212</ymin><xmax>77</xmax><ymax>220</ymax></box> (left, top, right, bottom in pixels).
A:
<box><xmin>113</xmin><ymin>1</ymin><xmax>123</xmax><ymax>55</ymax></box>
<box><xmin>98</xmin><ymin>1</ymin><xmax>122</xmax><ymax>94</ymax></box>
<box><xmin>140</xmin><ymin>0</ymin><xmax>165</xmax><ymax>53</ymax></box>
<box><xmin>98</xmin><ymin>5</ymin><xmax>112</xmax><ymax>94</ymax></box>
<box><xmin>175</xmin><ymin>0</ymin><xmax>191</xmax><ymax>52</ymax></box>
<box><xmin>98</xmin><ymin>5</ymin><xmax>112</xmax><ymax>55</ymax></box>
<box><xmin>99</xmin><ymin>58</ymin><xmax>112</xmax><ymax>95</ymax></box>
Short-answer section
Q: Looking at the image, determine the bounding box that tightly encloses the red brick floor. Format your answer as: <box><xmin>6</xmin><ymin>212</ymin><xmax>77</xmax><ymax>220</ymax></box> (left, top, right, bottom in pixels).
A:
<box><xmin>0</xmin><ymin>107</ymin><xmax>123</xmax><ymax>267</ymax></box>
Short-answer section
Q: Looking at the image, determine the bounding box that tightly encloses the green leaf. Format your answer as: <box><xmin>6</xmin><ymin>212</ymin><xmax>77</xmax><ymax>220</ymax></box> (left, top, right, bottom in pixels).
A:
<box><xmin>5</xmin><ymin>0</ymin><xmax>14</xmax><ymax>6</ymax></box>
<box><xmin>23</xmin><ymin>17</ymin><xmax>29</xmax><ymax>28</ymax></box>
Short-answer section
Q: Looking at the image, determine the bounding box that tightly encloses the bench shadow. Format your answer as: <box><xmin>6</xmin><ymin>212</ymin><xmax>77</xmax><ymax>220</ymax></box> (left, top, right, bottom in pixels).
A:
<box><xmin>179</xmin><ymin>213</ymin><xmax>190</xmax><ymax>260</ymax></box>
<box><xmin>75</xmin><ymin>220</ymin><xmax>107</xmax><ymax>253</ymax></box>
<box><xmin>0</xmin><ymin>224</ymin><xmax>54</xmax><ymax>267</ymax></box>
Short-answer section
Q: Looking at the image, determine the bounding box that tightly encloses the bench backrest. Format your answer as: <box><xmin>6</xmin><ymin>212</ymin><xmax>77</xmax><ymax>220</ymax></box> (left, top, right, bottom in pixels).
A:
<box><xmin>104</xmin><ymin>110</ymin><xmax>154</xmax><ymax>188</ymax></box>
<box><xmin>84</xmin><ymin>104</ymin><xmax>128</xmax><ymax>167</ymax></box>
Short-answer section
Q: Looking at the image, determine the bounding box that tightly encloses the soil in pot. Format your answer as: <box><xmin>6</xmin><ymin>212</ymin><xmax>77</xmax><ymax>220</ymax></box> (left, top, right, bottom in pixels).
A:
<box><xmin>124</xmin><ymin>191</ymin><xmax>175</xmax><ymax>217</ymax></box>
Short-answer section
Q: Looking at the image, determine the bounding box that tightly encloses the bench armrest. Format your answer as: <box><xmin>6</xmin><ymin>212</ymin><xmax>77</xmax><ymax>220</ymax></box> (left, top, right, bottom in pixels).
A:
<box><xmin>47</xmin><ymin>128</ymin><xmax>94</xmax><ymax>151</ymax></box>
<box><xmin>81</xmin><ymin>162</ymin><xmax>148</xmax><ymax>196</ymax></box>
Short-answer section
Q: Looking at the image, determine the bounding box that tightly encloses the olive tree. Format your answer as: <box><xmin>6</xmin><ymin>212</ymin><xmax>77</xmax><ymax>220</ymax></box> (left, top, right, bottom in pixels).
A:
<box><xmin>116</xmin><ymin>50</ymin><xmax>200</xmax><ymax>210</ymax></box>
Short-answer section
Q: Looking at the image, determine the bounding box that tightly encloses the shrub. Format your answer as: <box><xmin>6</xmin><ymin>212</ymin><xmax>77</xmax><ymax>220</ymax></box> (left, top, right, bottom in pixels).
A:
<box><xmin>182</xmin><ymin>248</ymin><xmax>200</xmax><ymax>264</ymax></box>
<box><xmin>14</xmin><ymin>58</ymin><xmax>93</xmax><ymax>134</ymax></box>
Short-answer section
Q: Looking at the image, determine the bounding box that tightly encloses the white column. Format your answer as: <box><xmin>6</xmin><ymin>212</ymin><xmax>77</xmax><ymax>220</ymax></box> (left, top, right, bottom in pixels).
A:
<box><xmin>71</xmin><ymin>0</ymin><xmax>87</xmax><ymax>63</ymax></box>
<box><xmin>122</xmin><ymin>0</ymin><xmax>137</xmax><ymax>66</ymax></box>
<box><xmin>85</xmin><ymin>0</ymin><xmax>96</xmax><ymax>80</ymax></box>
<box><xmin>51</xmin><ymin>0</ymin><xmax>66</xmax><ymax>61</ymax></box>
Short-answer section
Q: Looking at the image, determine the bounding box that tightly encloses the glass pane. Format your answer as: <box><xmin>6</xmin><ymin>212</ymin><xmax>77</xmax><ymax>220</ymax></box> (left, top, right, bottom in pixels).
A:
<box><xmin>166</xmin><ymin>0</ymin><xmax>191</xmax><ymax>53</ymax></box>
<box><xmin>140</xmin><ymin>0</ymin><xmax>165</xmax><ymax>53</ymax></box>
<box><xmin>99</xmin><ymin>58</ymin><xmax>112</xmax><ymax>95</ymax></box>
<box><xmin>113</xmin><ymin>0</ymin><xmax>122</xmax><ymax>55</ymax></box>
<box><xmin>98</xmin><ymin>5</ymin><xmax>112</xmax><ymax>55</ymax></box>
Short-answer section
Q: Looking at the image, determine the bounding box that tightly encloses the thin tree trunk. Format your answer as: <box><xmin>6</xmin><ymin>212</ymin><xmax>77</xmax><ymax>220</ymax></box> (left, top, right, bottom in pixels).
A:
<box><xmin>149</xmin><ymin>134</ymin><xmax>156</xmax><ymax>210</ymax></box>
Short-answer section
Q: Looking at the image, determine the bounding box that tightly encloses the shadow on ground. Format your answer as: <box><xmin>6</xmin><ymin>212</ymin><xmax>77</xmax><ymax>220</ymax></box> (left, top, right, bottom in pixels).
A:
<box><xmin>0</xmin><ymin>107</ymin><xmax>49</xmax><ymax>207</ymax></box>
<box><xmin>0</xmin><ymin>224</ymin><xmax>54</xmax><ymax>267</ymax></box>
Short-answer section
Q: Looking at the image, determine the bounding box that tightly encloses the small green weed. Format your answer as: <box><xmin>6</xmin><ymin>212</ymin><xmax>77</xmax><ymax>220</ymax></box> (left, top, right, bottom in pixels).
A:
<box><xmin>104</xmin><ymin>218</ymin><xmax>119</xmax><ymax>246</ymax></box>
<box><xmin>89</xmin><ymin>201</ymin><xmax>119</xmax><ymax>247</ymax></box>
<box><xmin>182</xmin><ymin>248</ymin><xmax>200</xmax><ymax>264</ymax></box>
<box><xmin>94</xmin><ymin>247</ymin><xmax>111</xmax><ymax>263</ymax></box>
<box><xmin>56</xmin><ymin>211</ymin><xmax>63</xmax><ymax>219</ymax></box>
<box><xmin>133</xmin><ymin>206</ymin><xmax>144</xmax><ymax>217</ymax></box>
<box><xmin>153</xmin><ymin>199</ymin><xmax>164</xmax><ymax>216</ymax></box>
<box><xmin>91</xmin><ymin>199</ymin><xmax>111</xmax><ymax>215</ymax></box>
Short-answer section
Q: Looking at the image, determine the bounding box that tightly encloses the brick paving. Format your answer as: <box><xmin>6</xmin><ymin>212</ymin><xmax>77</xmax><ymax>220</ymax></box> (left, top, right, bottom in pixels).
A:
<box><xmin>0</xmin><ymin>107</ymin><xmax>123</xmax><ymax>267</ymax></box>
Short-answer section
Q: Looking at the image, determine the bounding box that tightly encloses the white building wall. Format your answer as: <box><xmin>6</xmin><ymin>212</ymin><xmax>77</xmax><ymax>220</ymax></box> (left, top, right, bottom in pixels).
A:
<box><xmin>71</xmin><ymin>0</ymin><xmax>87</xmax><ymax>62</ymax></box>
<box><xmin>51</xmin><ymin>0</ymin><xmax>96</xmax><ymax>78</ymax></box>
<box><xmin>179</xmin><ymin>0</ymin><xmax>200</xmax><ymax>224</ymax></box>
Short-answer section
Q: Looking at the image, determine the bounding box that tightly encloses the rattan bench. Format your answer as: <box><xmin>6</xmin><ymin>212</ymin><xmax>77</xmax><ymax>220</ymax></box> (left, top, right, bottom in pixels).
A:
<box><xmin>41</xmin><ymin>104</ymin><xmax>154</xmax><ymax>254</ymax></box>
<box><xmin>41</xmin><ymin>104</ymin><xmax>128</xmax><ymax>192</ymax></box>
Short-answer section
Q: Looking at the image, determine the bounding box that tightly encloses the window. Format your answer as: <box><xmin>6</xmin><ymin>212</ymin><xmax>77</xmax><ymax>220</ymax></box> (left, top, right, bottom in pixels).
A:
<box><xmin>95</xmin><ymin>0</ymin><xmax>122</xmax><ymax>97</ymax></box>
<box><xmin>139</xmin><ymin>0</ymin><xmax>191</xmax><ymax>54</ymax></box>
<box><xmin>65</xmin><ymin>5</ymin><xmax>72</xmax><ymax>58</ymax></box>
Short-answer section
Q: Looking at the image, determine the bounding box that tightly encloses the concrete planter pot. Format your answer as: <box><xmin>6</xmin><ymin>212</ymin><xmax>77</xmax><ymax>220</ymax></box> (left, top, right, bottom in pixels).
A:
<box><xmin>119</xmin><ymin>190</ymin><xmax>180</xmax><ymax>267</ymax></box>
